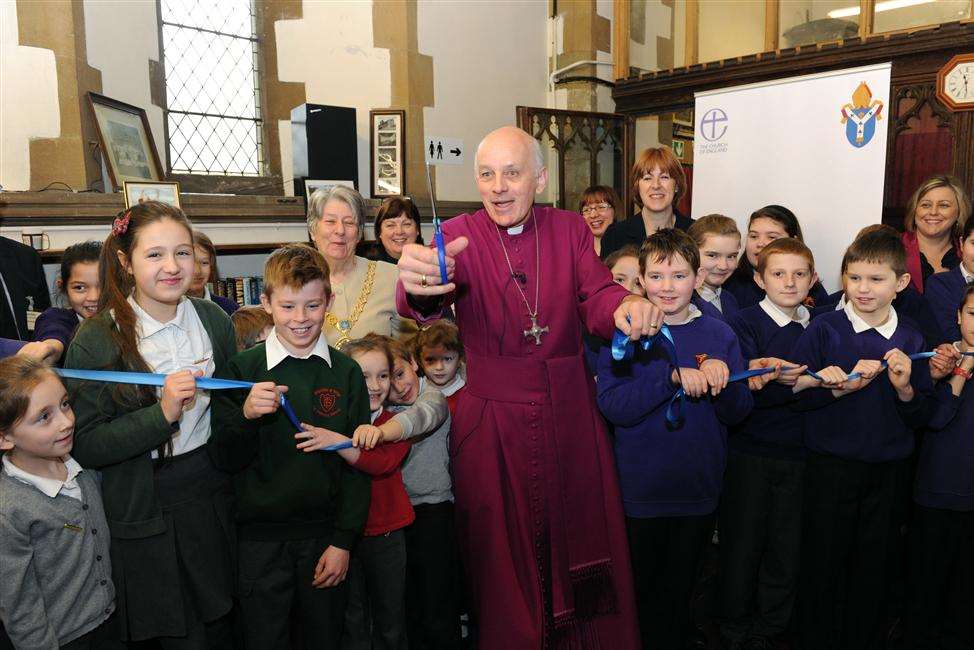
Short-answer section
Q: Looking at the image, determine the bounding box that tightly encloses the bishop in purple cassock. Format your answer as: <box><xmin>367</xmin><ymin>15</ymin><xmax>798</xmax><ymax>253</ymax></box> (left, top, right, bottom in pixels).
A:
<box><xmin>396</xmin><ymin>127</ymin><xmax>661</xmax><ymax>649</ymax></box>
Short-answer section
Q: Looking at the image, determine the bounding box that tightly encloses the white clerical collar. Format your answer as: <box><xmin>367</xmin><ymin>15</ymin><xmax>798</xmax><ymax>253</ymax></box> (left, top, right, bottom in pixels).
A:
<box><xmin>666</xmin><ymin>303</ymin><xmax>703</xmax><ymax>326</ymax></box>
<box><xmin>506</xmin><ymin>224</ymin><xmax>525</xmax><ymax>235</ymax></box>
<box><xmin>843</xmin><ymin>300</ymin><xmax>898</xmax><ymax>339</ymax></box>
<box><xmin>2</xmin><ymin>455</ymin><xmax>83</xmax><ymax>499</ymax></box>
<box><xmin>961</xmin><ymin>263</ymin><xmax>974</xmax><ymax>284</ymax></box>
<box><xmin>128</xmin><ymin>294</ymin><xmax>192</xmax><ymax>339</ymax></box>
<box><xmin>759</xmin><ymin>297</ymin><xmax>810</xmax><ymax>328</ymax></box>
<box><xmin>698</xmin><ymin>285</ymin><xmax>722</xmax><ymax>312</ymax></box>
<box><xmin>264</xmin><ymin>327</ymin><xmax>332</xmax><ymax>369</ymax></box>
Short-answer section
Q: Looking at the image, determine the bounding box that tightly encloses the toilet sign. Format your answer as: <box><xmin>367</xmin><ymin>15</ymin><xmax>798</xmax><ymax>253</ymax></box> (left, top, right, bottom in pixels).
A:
<box><xmin>425</xmin><ymin>137</ymin><xmax>464</xmax><ymax>165</ymax></box>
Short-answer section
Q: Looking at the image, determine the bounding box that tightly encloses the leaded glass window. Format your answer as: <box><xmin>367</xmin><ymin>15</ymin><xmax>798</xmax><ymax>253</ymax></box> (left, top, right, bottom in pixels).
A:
<box><xmin>160</xmin><ymin>0</ymin><xmax>263</xmax><ymax>175</ymax></box>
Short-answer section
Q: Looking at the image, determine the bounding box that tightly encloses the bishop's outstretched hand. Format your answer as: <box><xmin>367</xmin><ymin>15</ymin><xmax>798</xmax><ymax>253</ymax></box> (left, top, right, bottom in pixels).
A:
<box><xmin>398</xmin><ymin>237</ymin><xmax>469</xmax><ymax>296</ymax></box>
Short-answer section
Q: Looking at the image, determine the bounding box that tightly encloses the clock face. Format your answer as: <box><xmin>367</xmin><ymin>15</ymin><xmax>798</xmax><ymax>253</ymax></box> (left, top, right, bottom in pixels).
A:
<box><xmin>939</xmin><ymin>55</ymin><xmax>974</xmax><ymax>111</ymax></box>
<box><xmin>945</xmin><ymin>63</ymin><xmax>974</xmax><ymax>104</ymax></box>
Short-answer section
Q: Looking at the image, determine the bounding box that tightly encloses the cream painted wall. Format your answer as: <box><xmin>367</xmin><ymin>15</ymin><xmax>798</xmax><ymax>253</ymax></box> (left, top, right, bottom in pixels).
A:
<box><xmin>630</xmin><ymin>0</ymin><xmax>677</xmax><ymax>73</ymax></box>
<box><xmin>276</xmin><ymin>1</ymin><xmax>391</xmax><ymax>198</ymax></box>
<box><xmin>0</xmin><ymin>0</ymin><xmax>59</xmax><ymax>191</ymax></box>
<box><xmin>84</xmin><ymin>0</ymin><xmax>165</xmax><ymax>168</ymax></box>
<box><xmin>698</xmin><ymin>0</ymin><xmax>764</xmax><ymax>63</ymax></box>
<box><xmin>417</xmin><ymin>0</ymin><xmax>549</xmax><ymax>201</ymax></box>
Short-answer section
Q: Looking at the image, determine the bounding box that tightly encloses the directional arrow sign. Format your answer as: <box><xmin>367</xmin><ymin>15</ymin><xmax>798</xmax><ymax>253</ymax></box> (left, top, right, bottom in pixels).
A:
<box><xmin>425</xmin><ymin>136</ymin><xmax>464</xmax><ymax>166</ymax></box>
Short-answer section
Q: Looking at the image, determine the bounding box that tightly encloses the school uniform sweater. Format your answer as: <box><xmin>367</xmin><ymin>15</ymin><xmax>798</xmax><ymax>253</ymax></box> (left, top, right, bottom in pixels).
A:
<box><xmin>815</xmin><ymin>287</ymin><xmax>942</xmax><ymax>349</ymax></box>
<box><xmin>210</xmin><ymin>342</ymin><xmax>371</xmax><ymax>549</ymax></box>
<box><xmin>924</xmin><ymin>265</ymin><xmax>973</xmax><ymax>345</ymax></box>
<box><xmin>33</xmin><ymin>307</ymin><xmax>81</xmax><ymax>352</ymax></box>
<box><xmin>692</xmin><ymin>287</ymin><xmax>740</xmax><ymax>322</ymax></box>
<box><xmin>64</xmin><ymin>298</ymin><xmax>236</xmax><ymax>538</ymax></box>
<box><xmin>791</xmin><ymin>307</ymin><xmax>932</xmax><ymax>463</ymax></box>
<box><xmin>597</xmin><ymin>313</ymin><xmax>753</xmax><ymax>517</ymax></box>
<box><xmin>392</xmin><ymin>382</ymin><xmax>452</xmax><ymax>506</ymax></box>
<box><xmin>0</xmin><ymin>465</ymin><xmax>114</xmax><ymax>649</ymax></box>
<box><xmin>915</xmin><ymin>378</ymin><xmax>974</xmax><ymax>511</ymax></box>
<box><xmin>727</xmin><ymin>303</ymin><xmax>807</xmax><ymax>460</ymax></box>
<box><xmin>352</xmin><ymin>410</ymin><xmax>415</xmax><ymax>536</ymax></box>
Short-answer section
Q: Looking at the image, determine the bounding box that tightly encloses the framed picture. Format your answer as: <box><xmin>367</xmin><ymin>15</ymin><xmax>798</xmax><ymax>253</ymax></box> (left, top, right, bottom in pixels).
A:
<box><xmin>370</xmin><ymin>109</ymin><xmax>405</xmax><ymax>197</ymax></box>
<box><xmin>88</xmin><ymin>92</ymin><xmax>164</xmax><ymax>192</ymax></box>
<box><xmin>123</xmin><ymin>181</ymin><xmax>181</xmax><ymax>209</ymax></box>
<box><xmin>304</xmin><ymin>179</ymin><xmax>356</xmax><ymax>199</ymax></box>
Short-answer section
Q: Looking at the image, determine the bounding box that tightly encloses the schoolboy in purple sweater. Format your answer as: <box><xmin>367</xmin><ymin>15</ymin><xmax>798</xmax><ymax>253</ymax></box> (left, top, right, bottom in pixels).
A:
<box><xmin>719</xmin><ymin>238</ymin><xmax>815</xmax><ymax>649</ymax></box>
<box><xmin>790</xmin><ymin>226</ymin><xmax>932</xmax><ymax>650</ymax></box>
<box><xmin>597</xmin><ymin>229</ymin><xmax>752</xmax><ymax>650</ymax></box>
<box><xmin>905</xmin><ymin>284</ymin><xmax>974</xmax><ymax>648</ymax></box>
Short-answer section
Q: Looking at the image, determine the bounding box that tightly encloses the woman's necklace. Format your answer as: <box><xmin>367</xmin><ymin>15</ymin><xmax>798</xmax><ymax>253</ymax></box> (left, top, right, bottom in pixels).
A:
<box><xmin>325</xmin><ymin>260</ymin><xmax>377</xmax><ymax>349</ymax></box>
<box><xmin>494</xmin><ymin>212</ymin><xmax>547</xmax><ymax>345</ymax></box>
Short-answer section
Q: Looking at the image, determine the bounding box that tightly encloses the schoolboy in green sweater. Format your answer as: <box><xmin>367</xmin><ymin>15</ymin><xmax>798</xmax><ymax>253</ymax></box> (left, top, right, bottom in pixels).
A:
<box><xmin>210</xmin><ymin>244</ymin><xmax>371</xmax><ymax>649</ymax></box>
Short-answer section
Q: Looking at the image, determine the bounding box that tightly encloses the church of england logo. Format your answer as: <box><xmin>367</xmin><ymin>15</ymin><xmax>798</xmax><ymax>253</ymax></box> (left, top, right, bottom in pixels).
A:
<box><xmin>840</xmin><ymin>82</ymin><xmax>884</xmax><ymax>148</ymax></box>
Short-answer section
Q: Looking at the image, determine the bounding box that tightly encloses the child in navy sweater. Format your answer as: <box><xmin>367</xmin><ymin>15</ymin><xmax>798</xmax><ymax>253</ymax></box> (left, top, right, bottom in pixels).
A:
<box><xmin>925</xmin><ymin>216</ymin><xmax>974</xmax><ymax>345</ymax></box>
<box><xmin>791</xmin><ymin>226</ymin><xmax>932</xmax><ymax>650</ymax></box>
<box><xmin>688</xmin><ymin>215</ymin><xmax>742</xmax><ymax>321</ymax></box>
<box><xmin>905</xmin><ymin>283</ymin><xmax>974</xmax><ymax>648</ymax></box>
<box><xmin>719</xmin><ymin>238</ymin><xmax>815</xmax><ymax>649</ymax></box>
<box><xmin>17</xmin><ymin>241</ymin><xmax>101</xmax><ymax>364</ymax></box>
<box><xmin>597</xmin><ymin>229</ymin><xmax>752</xmax><ymax>650</ymax></box>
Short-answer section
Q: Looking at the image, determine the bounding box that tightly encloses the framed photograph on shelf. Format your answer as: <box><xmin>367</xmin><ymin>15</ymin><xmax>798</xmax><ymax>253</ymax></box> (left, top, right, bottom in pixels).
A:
<box><xmin>123</xmin><ymin>181</ymin><xmax>181</xmax><ymax>209</ymax></box>
<box><xmin>88</xmin><ymin>92</ymin><xmax>164</xmax><ymax>192</ymax></box>
<box><xmin>370</xmin><ymin>109</ymin><xmax>405</xmax><ymax>197</ymax></box>
<box><xmin>304</xmin><ymin>179</ymin><xmax>356</xmax><ymax>199</ymax></box>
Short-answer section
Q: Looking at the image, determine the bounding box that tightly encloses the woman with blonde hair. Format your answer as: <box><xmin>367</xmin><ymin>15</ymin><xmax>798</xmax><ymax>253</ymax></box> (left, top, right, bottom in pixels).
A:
<box><xmin>901</xmin><ymin>175</ymin><xmax>971</xmax><ymax>293</ymax></box>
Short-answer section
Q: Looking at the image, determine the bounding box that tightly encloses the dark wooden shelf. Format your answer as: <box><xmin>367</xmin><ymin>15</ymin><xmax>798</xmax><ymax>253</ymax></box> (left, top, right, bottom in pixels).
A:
<box><xmin>38</xmin><ymin>241</ymin><xmax>293</xmax><ymax>261</ymax></box>
<box><xmin>0</xmin><ymin>191</ymin><xmax>484</xmax><ymax>227</ymax></box>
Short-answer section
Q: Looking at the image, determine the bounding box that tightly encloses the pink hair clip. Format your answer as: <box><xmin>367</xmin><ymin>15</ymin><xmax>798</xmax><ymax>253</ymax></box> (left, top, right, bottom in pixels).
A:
<box><xmin>112</xmin><ymin>211</ymin><xmax>131</xmax><ymax>237</ymax></box>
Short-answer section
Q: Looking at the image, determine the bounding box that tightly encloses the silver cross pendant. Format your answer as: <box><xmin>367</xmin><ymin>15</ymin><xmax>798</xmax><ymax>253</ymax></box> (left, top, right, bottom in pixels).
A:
<box><xmin>523</xmin><ymin>314</ymin><xmax>549</xmax><ymax>345</ymax></box>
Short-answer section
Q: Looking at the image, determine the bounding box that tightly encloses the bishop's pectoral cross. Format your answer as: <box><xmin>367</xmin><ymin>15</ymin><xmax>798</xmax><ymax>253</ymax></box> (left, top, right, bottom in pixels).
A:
<box><xmin>524</xmin><ymin>315</ymin><xmax>549</xmax><ymax>345</ymax></box>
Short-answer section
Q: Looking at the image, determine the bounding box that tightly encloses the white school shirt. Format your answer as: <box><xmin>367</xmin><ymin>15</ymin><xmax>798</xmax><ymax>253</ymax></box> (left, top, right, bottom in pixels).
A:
<box><xmin>961</xmin><ymin>263</ymin><xmax>974</xmax><ymax>284</ymax></box>
<box><xmin>759</xmin><ymin>297</ymin><xmax>810</xmax><ymax>329</ymax></box>
<box><xmin>2</xmin><ymin>455</ymin><xmax>84</xmax><ymax>501</ymax></box>
<box><xmin>697</xmin><ymin>285</ymin><xmax>724</xmax><ymax>313</ymax></box>
<box><xmin>843</xmin><ymin>300</ymin><xmax>898</xmax><ymax>340</ymax></box>
<box><xmin>666</xmin><ymin>303</ymin><xmax>703</xmax><ymax>326</ymax></box>
<box><xmin>263</xmin><ymin>327</ymin><xmax>332</xmax><ymax>370</ymax></box>
<box><xmin>129</xmin><ymin>296</ymin><xmax>214</xmax><ymax>456</ymax></box>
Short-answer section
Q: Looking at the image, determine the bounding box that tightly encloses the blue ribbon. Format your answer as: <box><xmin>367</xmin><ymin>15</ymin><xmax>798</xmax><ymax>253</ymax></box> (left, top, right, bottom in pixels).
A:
<box><xmin>612</xmin><ymin>326</ymin><xmax>952</xmax><ymax>428</ymax></box>
<box><xmin>55</xmin><ymin>368</ymin><xmax>352</xmax><ymax>452</ymax></box>
<box><xmin>611</xmin><ymin>323</ymin><xmax>686</xmax><ymax>425</ymax></box>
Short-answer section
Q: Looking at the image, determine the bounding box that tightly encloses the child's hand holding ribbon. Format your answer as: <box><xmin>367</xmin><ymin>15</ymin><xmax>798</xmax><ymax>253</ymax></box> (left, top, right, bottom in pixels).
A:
<box><xmin>885</xmin><ymin>348</ymin><xmax>914</xmax><ymax>399</ymax></box>
<box><xmin>243</xmin><ymin>382</ymin><xmax>288</xmax><ymax>420</ymax></box>
<box><xmin>747</xmin><ymin>358</ymin><xmax>781</xmax><ymax>391</ymax></box>
<box><xmin>699</xmin><ymin>358</ymin><xmax>730</xmax><ymax>396</ymax></box>
<box><xmin>673</xmin><ymin>367</ymin><xmax>709</xmax><ymax>399</ymax></box>
<box><xmin>160</xmin><ymin>369</ymin><xmax>204</xmax><ymax>424</ymax></box>
<box><xmin>296</xmin><ymin>423</ymin><xmax>349</xmax><ymax>452</ymax></box>
<box><xmin>930</xmin><ymin>343</ymin><xmax>961</xmax><ymax>381</ymax></box>
<box><xmin>351</xmin><ymin>424</ymin><xmax>384</xmax><ymax>450</ymax></box>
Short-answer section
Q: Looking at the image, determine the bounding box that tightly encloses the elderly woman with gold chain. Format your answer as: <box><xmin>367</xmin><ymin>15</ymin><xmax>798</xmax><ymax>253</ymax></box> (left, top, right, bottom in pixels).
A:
<box><xmin>307</xmin><ymin>186</ymin><xmax>406</xmax><ymax>348</ymax></box>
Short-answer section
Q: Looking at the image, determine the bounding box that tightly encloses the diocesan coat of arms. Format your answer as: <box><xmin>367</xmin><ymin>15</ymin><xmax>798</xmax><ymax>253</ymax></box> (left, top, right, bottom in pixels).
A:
<box><xmin>840</xmin><ymin>82</ymin><xmax>884</xmax><ymax>148</ymax></box>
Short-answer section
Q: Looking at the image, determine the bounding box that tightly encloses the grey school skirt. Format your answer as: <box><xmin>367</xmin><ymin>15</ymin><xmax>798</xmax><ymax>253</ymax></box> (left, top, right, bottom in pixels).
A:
<box><xmin>108</xmin><ymin>445</ymin><xmax>235</xmax><ymax>642</ymax></box>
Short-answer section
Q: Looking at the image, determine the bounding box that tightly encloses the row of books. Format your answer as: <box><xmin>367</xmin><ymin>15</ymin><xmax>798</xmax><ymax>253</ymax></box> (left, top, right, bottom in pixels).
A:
<box><xmin>209</xmin><ymin>277</ymin><xmax>264</xmax><ymax>306</ymax></box>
